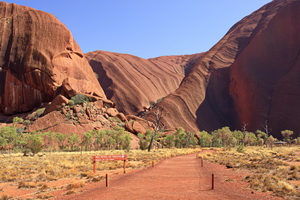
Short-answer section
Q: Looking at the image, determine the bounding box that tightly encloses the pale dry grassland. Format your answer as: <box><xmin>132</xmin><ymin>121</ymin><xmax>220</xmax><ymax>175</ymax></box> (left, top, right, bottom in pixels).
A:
<box><xmin>0</xmin><ymin>148</ymin><xmax>200</xmax><ymax>199</ymax></box>
<box><xmin>202</xmin><ymin>146</ymin><xmax>300</xmax><ymax>199</ymax></box>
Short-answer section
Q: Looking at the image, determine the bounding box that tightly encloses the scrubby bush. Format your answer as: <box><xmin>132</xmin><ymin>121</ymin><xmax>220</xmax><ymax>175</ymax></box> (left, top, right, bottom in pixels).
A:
<box><xmin>13</xmin><ymin>117</ymin><xmax>24</xmax><ymax>124</ymax></box>
<box><xmin>138</xmin><ymin>130</ymin><xmax>152</xmax><ymax>150</ymax></box>
<box><xmin>68</xmin><ymin>100</ymin><xmax>75</xmax><ymax>106</ymax></box>
<box><xmin>70</xmin><ymin>94</ymin><xmax>90</xmax><ymax>105</ymax></box>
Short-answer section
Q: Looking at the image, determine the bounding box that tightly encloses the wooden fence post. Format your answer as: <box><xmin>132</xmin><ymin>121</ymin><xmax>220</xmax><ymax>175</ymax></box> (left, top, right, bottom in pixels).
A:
<box><xmin>212</xmin><ymin>174</ymin><xmax>215</xmax><ymax>190</ymax></box>
<box><xmin>123</xmin><ymin>160</ymin><xmax>127</xmax><ymax>173</ymax></box>
<box><xmin>93</xmin><ymin>159</ymin><xmax>96</xmax><ymax>173</ymax></box>
<box><xmin>106</xmin><ymin>174</ymin><xmax>109</xmax><ymax>187</ymax></box>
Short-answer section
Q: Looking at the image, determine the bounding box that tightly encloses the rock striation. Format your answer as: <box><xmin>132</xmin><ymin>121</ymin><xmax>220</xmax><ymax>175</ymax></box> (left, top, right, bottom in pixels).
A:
<box><xmin>145</xmin><ymin>0</ymin><xmax>300</xmax><ymax>138</ymax></box>
<box><xmin>86</xmin><ymin>50</ymin><xmax>203</xmax><ymax>115</ymax></box>
<box><xmin>0</xmin><ymin>2</ymin><xmax>107</xmax><ymax>115</ymax></box>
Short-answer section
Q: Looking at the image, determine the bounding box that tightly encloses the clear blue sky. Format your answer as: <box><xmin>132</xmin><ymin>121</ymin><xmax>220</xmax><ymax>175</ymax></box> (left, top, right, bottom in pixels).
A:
<box><xmin>4</xmin><ymin>1</ymin><xmax>271</xmax><ymax>58</ymax></box>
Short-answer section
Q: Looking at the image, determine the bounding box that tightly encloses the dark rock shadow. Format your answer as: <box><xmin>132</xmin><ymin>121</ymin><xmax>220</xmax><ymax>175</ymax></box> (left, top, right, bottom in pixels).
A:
<box><xmin>196</xmin><ymin>68</ymin><xmax>237</xmax><ymax>132</ymax></box>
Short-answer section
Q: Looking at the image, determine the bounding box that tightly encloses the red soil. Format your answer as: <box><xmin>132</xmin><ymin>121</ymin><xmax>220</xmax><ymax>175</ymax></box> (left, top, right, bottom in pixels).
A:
<box><xmin>60</xmin><ymin>152</ymin><xmax>283</xmax><ymax>200</ymax></box>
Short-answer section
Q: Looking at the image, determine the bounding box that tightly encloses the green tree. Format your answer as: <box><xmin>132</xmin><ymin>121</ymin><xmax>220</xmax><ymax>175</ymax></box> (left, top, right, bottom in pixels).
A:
<box><xmin>243</xmin><ymin>132</ymin><xmax>257</xmax><ymax>146</ymax></box>
<box><xmin>212</xmin><ymin>127</ymin><xmax>234</xmax><ymax>147</ymax></box>
<box><xmin>163</xmin><ymin>134</ymin><xmax>175</xmax><ymax>148</ymax></box>
<box><xmin>148</xmin><ymin>108</ymin><xmax>166</xmax><ymax>152</ymax></box>
<box><xmin>174</xmin><ymin>127</ymin><xmax>187</xmax><ymax>148</ymax></box>
<box><xmin>119</xmin><ymin>132</ymin><xmax>132</xmax><ymax>151</ymax></box>
<box><xmin>81</xmin><ymin>131</ymin><xmax>93</xmax><ymax>151</ymax></box>
<box><xmin>93</xmin><ymin>130</ymin><xmax>106</xmax><ymax>150</ymax></box>
<box><xmin>42</xmin><ymin>132</ymin><xmax>56</xmax><ymax>152</ymax></box>
<box><xmin>256</xmin><ymin>130</ymin><xmax>268</xmax><ymax>146</ymax></box>
<box><xmin>267</xmin><ymin>135</ymin><xmax>276</xmax><ymax>149</ymax></box>
<box><xmin>198</xmin><ymin>131</ymin><xmax>213</xmax><ymax>147</ymax></box>
<box><xmin>232</xmin><ymin>130</ymin><xmax>244</xmax><ymax>145</ymax></box>
<box><xmin>26</xmin><ymin>134</ymin><xmax>43</xmax><ymax>155</ymax></box>
<box><xmin>0</xmin><ymin>126</ymin><xmax>18</xmax><ymax>152</ymax></box>
<box><xmin>281</xmin><ymin>130</ymin><xmax>294</xmax><ymax>143</ymax></box>
<box><xmin>138</xmin><ymin>130</ymin><xmax>152</xmax><ymax>150</ymax></box>
<box><xmin>68</xmin><ymin>133</ymin><xmax>80</xmax><ymax>151</ymax></box>
<box><xmin>0</xmin><ymin>136</ymin><xmax>7</xmax><ymax>150</ymax></box>
<box><xmin>56</xmin><ymin>133</ymin><xmax>66</xmax><ymax>150</ymax></box>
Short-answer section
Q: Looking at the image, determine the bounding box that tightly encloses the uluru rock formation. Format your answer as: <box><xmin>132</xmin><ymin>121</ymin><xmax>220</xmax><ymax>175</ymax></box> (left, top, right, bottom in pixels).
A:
<box><xmin>86</xmin><ymin>51</ymin><xmax>203</xmax><ymax>115</ymax></box>
<box><xmin>0</xmin><ymin>2</ymin><xmax>107</xmax><ymax>115</ymax></box>
<box><xmin>145</xmin><ymin>0</ymin><xmax>300</xmax><ymax>138</ymax></box>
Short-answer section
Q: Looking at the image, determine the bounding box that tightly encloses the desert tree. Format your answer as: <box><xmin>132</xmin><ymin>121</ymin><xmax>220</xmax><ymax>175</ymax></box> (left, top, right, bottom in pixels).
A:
<box><xmin>212</xmin><ymin>127</ymin><xmax>234</xmax><ymax>147</ymax></box>
<box><xmin>0</xmin><ymin>126</ymin><xmax>18</xmax><ymax>153</ymax></box>
<box><xmin>198</xmin><ymin>131</ymin><xmax>213</xmax><ymax>147</ymax></box>
<box><xmin>255</xmin><ymin>130</ymin><xmax>268</xmax><ymax>146</ymax></box>
<box><xmin>148</xmin><ymin>108</ymin><xmax>166</xmax><ymax>152</ymax></box>
<box><xmin>281</xmin><ymin>130</ymin><xmax>294</xmax><ymax>143</ymax></box>
<box><xmin>267</xmin><ymin>135</ymin><xmax>276</xmax><ymax>149</ymax></box>
<box><xmin>262</xmin><ymin>120</ymin><xmax>271</xmax><ymax>136</ymax></box>
<box><xmin>81</xmin><ymin>131</ymin><xmax>93</xmax><ymax>152</ymax></box>
<box><xmin>232</xmin><ymin>130</ymin><xmax>244</xmax><ymax>145</ymax></box>
<box><xmin>26</xmin><ymin>134</ymin><xmax>43</xmax><ymax>156</ymax></box>
<box><xmin>68</xmin><ymin>133</ymin><xmax>80</xmax><ymax>151</ymax></box>
<box><xmin>56</xmin><ymin>133</ymin><xmax>66</xmax><ymax>151</ymax></box>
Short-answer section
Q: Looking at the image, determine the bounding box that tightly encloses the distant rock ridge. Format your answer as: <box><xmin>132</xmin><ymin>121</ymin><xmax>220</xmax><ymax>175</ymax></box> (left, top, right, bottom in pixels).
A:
<box><xmin>0</xmin><ymin>2</ymin><xmax>107</xmax><ymax>115</ymax></box>
<box><xmin>144</xmin><ymin>0</ymin><xmax>300</xmax><ymax>138</ymax></box>
<box><xmin>86</xmin><ymin>50</ymin><xmax>204</xmax><ymax>115</ymax></box>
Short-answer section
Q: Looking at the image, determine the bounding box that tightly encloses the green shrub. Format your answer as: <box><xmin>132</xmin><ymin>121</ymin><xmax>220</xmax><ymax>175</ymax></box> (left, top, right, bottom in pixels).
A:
<box><xmin>71</xmin><ymin>94</ymin><xmax>90</xmax><ymax>105</ymax></box>
<box><xmin>23</xmin><ymin>120</ymin><xmax>31</xmax><ymax>125</ymax></box>
<box><xmin>13</xmin><ymin>117</ymin><xmax>24</xmax><ymax>124</ymax></box>
<box><xmin>68</xmin><ymin>100</ymin><xmax>75</xmax><ymax>106</ymax></box>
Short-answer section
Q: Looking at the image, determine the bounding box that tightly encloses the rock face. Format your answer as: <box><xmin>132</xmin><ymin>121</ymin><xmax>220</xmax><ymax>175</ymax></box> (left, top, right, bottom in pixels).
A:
<box><xmin>86</xmin><ymin>51</ymin><xmax>203</xmax><ymax>115</ymax></box>
<box><xmin>0</xmin><ymin>2</ymin><xmax>106</xmax><ymax>115</ymax></box>
<box><xmin>145</xmin><ymin>0</ymin><xmax>300</xmax><ymax>138</ymax></box>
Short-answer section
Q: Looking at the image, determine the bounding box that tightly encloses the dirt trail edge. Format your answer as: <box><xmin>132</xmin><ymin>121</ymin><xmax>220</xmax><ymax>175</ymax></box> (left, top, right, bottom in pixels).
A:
<box><xmin>64</xmin><ymin>153</ymin><xmax>283</xmax><ymax>200</ymax></box>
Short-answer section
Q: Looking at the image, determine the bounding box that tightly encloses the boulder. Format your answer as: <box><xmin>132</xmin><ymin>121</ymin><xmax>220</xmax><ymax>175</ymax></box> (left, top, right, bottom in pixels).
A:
<box><xmin>125</xmin><ymin>121</ymin><xmax>134</xmax><ymax>133</ymax></box>
<box><xmin>44</xmin><ymin>95</ymin><xmax>69</xmax><ymax>115</ymax></box>
<box><xmin>117</xmin><ymin>113</ymin><xmax>127</xmax><ymax>122</ymax></box>
<box><xmin>106</xmin><ymin>108</ymin><xmax>119</xmax><ymax>117</ymax></box>
<box><xmin>132</xmin><ymin>121</ymin><xmax>146</xmax><ymax>134</ymax></box>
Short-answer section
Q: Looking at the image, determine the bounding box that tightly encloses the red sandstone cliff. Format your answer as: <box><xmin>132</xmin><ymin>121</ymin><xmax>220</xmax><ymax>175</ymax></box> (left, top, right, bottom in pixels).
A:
<box><xmin>0</xmin><ymin>2</ymin><xmax>107</xmax><ymax>115</ymax></box>
<box><xmin>86</xmin><ymin>51</ymin><xmax>203</xmax><ymax>115</ymax></box>
<box><xmin>145</xmin><ymin>0</ymin><xmax>300</xmax><ymax>138</ymax></box>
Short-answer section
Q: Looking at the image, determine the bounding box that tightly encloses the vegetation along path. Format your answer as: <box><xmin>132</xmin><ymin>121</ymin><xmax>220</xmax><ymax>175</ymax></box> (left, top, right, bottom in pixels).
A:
<box><xmin>65</xmin><ymin>152</ymin><xmax>283</xmax><ymax>200</ymax></box>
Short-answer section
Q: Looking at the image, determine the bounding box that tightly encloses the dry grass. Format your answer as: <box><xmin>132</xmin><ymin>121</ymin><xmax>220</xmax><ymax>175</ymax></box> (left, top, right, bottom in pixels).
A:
<box><xmin>0</xmin><ymin>148</ymin><xmax>200</xmax><ymax>186</ymax></box>
<box><xmin>0</xmin><ymin>195</ymin><xmax>10</xmax><ymax>200</ymax></box>
<box><xmin>204</xmin><ymin>146</ymin><xmax>300</xmax><ymax>199</ymax></box>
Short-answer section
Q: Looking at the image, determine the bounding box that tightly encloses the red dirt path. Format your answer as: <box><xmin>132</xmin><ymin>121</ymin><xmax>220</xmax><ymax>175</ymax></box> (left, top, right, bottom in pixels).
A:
<box><xmin>62</xmin><ymin>153</ymin><xmax>283</xmax><ymax>200</ymax></box>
